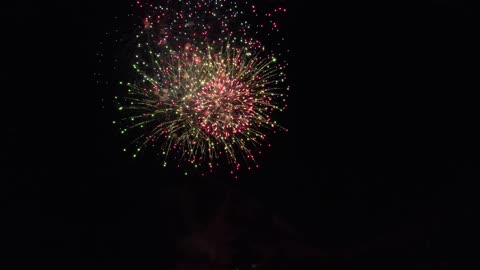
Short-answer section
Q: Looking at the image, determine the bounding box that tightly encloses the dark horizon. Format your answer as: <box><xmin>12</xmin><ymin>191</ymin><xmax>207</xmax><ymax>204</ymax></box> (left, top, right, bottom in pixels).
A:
<box><xmin>2</xmin><ymin>1</ymin><xmax>476</xmax><ymax>268</ymax></box>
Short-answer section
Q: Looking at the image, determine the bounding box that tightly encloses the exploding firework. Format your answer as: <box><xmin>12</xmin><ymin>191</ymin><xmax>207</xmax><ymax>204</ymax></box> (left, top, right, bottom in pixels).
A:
<box><xmin>114</xmin><ymin>0</ymin><xmax>288</xmax><ymax>175</ymax></box>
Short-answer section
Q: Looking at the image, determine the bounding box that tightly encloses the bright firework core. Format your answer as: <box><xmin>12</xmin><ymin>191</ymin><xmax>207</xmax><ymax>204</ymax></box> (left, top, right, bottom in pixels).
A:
<box><xmin>170</xmin><ymin>46</ymin><xmax>265</xmax><ymax>140</ymax></box>
<box><xmin>196</xmin><ymin>75</ymin><xmax>252</xmax><ymax>138</ymax></box>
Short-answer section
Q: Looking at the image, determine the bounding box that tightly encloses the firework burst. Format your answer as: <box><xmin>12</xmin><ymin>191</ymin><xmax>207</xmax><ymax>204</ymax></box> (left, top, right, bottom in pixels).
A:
<box><xmin>114</xmin><ymin>0</ymin><xmax>288</xmax><ymax>175</ymax></box>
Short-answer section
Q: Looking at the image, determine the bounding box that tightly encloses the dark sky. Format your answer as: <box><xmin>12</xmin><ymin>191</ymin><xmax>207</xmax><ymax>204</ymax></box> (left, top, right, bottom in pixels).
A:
<box><xmin>2</xmin><ymin>1</ymin><xmax>477</xmax><ymax>268</ymax></box>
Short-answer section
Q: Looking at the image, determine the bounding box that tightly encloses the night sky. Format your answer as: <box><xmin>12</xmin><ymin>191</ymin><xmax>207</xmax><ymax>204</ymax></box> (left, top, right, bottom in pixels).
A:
<box><xmin>2</xmin><ymin>1</ymin><xmax>477</xmax><ymax>269</ymax></box>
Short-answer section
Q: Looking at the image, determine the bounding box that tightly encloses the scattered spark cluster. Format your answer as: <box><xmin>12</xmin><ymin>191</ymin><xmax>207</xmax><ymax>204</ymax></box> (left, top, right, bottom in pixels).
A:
<box><xmin>113</xmin><ymin>0</ymin><xmax>289</xmax><ymax>175</ymax></box>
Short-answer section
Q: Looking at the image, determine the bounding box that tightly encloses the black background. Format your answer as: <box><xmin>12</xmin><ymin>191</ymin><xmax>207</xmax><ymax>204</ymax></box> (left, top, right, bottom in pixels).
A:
<box><xmin>2</xmin><ymin>0</ymin><xmax>477</xmax><ymax>268</ymax></box>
